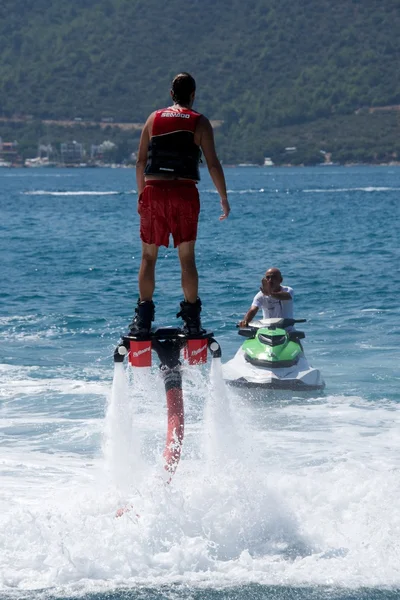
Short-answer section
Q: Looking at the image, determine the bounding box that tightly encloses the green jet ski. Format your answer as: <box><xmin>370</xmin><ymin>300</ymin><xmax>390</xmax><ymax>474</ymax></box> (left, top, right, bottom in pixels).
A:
<box><xmin>222</xmin><ymin>318</ymin><xmax>325</xmax><ymax>391</ymax></box>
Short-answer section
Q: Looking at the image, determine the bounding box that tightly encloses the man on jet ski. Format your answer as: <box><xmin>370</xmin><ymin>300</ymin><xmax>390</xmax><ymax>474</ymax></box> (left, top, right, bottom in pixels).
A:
<box><xmin>239</xmin><ymin>267</ymin><xmax>294</xmax><ymax>328</ymax></box>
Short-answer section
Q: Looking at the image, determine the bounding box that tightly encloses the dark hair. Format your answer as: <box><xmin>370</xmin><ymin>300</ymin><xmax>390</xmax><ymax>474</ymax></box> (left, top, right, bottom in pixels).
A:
<box><xmin>171</xmin><ymin>72</ymin><xmax>196</xmax><ymax>105</ymax></box>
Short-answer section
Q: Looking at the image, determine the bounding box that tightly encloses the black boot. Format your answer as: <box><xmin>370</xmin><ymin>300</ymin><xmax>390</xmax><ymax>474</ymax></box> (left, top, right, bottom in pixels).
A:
<box><xmin>128</xmin><ymin>299</ymin><xmax>155</xmax><ymax>336</ymax></box>
<box><xmin>176</xmin><ymin>297</ymin><xmax>204</xmax><ymax>336</ymax></box>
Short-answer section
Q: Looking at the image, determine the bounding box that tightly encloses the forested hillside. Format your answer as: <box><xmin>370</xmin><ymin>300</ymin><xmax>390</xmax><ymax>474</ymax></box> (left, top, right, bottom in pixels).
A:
<box><xmin>1</xmin><ymin>0</ymin><xmax>399</xmax><ymax>164</ymax></box>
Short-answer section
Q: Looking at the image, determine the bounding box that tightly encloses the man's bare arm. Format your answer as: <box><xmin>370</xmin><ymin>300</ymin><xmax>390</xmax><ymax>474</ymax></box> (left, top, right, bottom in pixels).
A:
<box><xmin>269</xmin><ymin>290</ymin><xmax>293</xmax><ymax>300</ymax></box>
<box><xmin>136</xmin><ymin>115</ymin><xmax>152</xmax><ymax>196</ymax></box>
<box><xmin>261</xmin><ymin>279</ymin><xmax>292</xmax><ymax>300</ymax></box>
<box><xmin>239</xmin><ymin>306</ymin><xmax>259</xmax><ymax>327</ymax></box>
<box><xmin>198</xmin><ymin>117</ymin><xmax>230</xmax><ymax>220</ymax></box>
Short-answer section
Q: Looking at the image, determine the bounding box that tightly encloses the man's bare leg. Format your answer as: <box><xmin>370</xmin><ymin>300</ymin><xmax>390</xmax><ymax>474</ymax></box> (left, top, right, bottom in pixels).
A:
<box><xmin>138</xmin><ymin>242</ymin><xmax>159</xmax><ymax>301</ymax></box>
<box><xmin>178</xmin><ymin>241</ymin><xmax>198</xmax><ymax>303</ymax></box>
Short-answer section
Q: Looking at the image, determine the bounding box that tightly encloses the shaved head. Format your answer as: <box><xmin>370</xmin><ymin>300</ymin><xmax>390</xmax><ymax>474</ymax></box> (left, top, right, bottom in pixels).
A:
<box><xmin>261</xmin><ymin>267</ymin><xmax>283</xmax><ymax>293</ymax></box>
<box><xmin>265</xmin><ymin>267</ymin><xmax>282</xmax><ymax>280</ymax></box>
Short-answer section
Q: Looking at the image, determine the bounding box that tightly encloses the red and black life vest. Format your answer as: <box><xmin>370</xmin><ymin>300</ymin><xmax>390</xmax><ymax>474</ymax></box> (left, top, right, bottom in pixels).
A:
<box><xmin>145</xmin><ymin>106</ymin><xmax>202</xmax><ymax>181</ymax></box>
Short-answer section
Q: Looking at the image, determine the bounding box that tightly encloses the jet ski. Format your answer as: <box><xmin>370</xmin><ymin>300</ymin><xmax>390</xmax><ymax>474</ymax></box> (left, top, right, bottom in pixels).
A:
<box><xmin>222</xmin><ymin>318</ymin><xmax>325</xmax><ymax>391</ymax></box>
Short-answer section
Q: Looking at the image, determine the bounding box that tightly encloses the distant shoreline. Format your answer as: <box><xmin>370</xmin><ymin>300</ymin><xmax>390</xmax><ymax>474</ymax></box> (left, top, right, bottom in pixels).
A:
<box><xmin>1</xmin><ymin>162</ymin><xmax>400</xmax><ymax>170</ymax></box>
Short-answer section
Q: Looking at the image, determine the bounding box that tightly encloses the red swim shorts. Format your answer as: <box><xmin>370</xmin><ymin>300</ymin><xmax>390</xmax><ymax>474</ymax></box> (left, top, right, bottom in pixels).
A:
<box><xmin>138</xmin><ymin>180</ymin><xmax>200</xmax><ymax>248</ymax></box>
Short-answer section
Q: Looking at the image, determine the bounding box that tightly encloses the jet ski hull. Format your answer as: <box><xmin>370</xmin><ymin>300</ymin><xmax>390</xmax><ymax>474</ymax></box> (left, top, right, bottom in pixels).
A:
<box><xmin>223</xmin><ymin>348</ymin><xmax>325</xmax><ymax>391</ymax></box>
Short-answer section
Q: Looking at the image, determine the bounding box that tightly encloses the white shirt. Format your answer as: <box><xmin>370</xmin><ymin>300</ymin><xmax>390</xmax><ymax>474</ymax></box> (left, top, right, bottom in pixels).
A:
<box><xmin>251</xmin><ymin>286</ymin><xmax>294</xmax><ymax>319</ymax></box>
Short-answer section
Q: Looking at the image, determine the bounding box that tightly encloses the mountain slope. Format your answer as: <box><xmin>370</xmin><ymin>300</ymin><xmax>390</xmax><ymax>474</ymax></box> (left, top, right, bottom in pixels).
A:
<box><xmin>1</xmin><ymin>0</ymin><xmax>399</xmax><ymax>162</ymax></box>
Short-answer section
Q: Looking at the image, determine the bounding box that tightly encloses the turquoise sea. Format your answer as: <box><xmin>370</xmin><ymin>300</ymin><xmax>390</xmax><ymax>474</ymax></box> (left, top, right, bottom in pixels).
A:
<box><xmin>1</xmin><ymin>166</ymin><xmax>399</xmax><ymax>600</ymax></box>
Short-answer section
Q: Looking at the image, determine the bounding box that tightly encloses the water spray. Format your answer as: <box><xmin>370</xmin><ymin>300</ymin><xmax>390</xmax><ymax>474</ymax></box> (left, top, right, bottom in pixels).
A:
<box><xmin>114</xmin><ymin>327</ymin><xmax>221</xmax><ymax>478</ymax></box>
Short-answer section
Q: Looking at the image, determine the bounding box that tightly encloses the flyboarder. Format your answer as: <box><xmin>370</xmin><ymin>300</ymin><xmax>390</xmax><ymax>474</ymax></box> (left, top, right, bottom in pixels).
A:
<box><xmin>129</xmin><ymin>72</ymin><xmax>230</xmax><ymax>336</ymax></box>
<box><xmin>113</xmin><ymin>73</ymin><xmax>227</xmax><ymax>499</ymax></box>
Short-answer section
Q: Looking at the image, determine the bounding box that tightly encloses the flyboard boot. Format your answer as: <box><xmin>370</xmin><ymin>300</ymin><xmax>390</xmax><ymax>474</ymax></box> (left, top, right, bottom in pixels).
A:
<box><xmin>128</xmin><ymin>299</ymin><xmax>155</xmax><ymax>337</ymax></box>
<box><xmin>176</xmin><ymin>297</ymin><xmax>205</xmax><ymax>336</ymax></box>
<box><xmin>177</xmin><ymin>297</ymin><xmax>209</xmax><ymax>364</ymax></box>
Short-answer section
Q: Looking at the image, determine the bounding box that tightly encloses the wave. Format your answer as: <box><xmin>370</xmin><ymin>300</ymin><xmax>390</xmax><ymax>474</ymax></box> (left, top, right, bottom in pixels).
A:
<box><xmin>28</xmin><ymin>186</ymin><xmax>396</xmax><ymax>197</ymax></box>
<box><xmin>204</xmin><ymin>186</ymin><xmax>400</xmax><ymax>195</ymax></box>
<box><xmin>22</xmin><ymin>190</ymin><xmax>127</xmax><ymax>196</ymax></box>
<box><xmin>303</xmin><ymin>187</ymin><xmax>400</xmax><ymax>193</ymax></box>
<box><xmin>2</xmin><ymin>172</ymin><xmax>73</xmax><ymax>177</ymax></box>
<box><xmin>0</xmin><ymin>314</ymin><xmax>45</xmax><ymax>325</ymax></box>
<box><xmin>204</xmin><ymin>188</ymin><xmax>266</xmax><ymax>194</ymax></box>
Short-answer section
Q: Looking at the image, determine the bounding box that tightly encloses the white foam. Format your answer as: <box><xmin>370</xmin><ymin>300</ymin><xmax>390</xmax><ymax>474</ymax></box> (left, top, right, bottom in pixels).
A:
<box><xmin>303</xmin><ymin>187</ymin><xmax>400</xmax><ymax>193</ymax></box>
<box><xmin>1</xmin><ymin>375</ymin><xmax>107</xmax><ymax>400</ymax></box>
<box><xmin>2</xmin><ymin>363</ymin><xmax>400</xmax><ymax>593</ymax></box>
<box><xmin>22</xmin><ymin>190</ymin><xmax>121</xmax><ymax>196</ymax></box>
<box><xmin>0</xmin><ymin>314</ymin><xmax>47</xmax><ymax>325</ymax></box>
<box><xmin>204</xmin><ymin>188</ymin><xmax>267</xmax><ymax>194</ymax></box>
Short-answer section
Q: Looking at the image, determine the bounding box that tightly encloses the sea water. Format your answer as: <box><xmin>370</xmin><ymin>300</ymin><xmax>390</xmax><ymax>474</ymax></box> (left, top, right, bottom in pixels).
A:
<box><xmin>0</xmin><ymin>166</ymin><xmax>399</xmax><ymax>600</ymax></box>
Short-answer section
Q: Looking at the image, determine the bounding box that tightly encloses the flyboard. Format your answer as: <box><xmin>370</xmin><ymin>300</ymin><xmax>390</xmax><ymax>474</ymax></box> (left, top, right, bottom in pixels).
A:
<box><xmin>114</xmin><ymin>327</ymin><xmax>221</xmax><ymax>485</ymax></box>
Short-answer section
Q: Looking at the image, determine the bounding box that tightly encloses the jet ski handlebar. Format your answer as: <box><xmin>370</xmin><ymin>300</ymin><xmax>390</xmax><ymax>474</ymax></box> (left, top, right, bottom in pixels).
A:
<box><xmin>237</xmin><ymin>317</ymin><xmax>307</xmax><ymax>337</ymax></box>
<box><xmin>288</xmin><ymin>318</ymin><xmax>306</xmax><ymax>325</ymax></box>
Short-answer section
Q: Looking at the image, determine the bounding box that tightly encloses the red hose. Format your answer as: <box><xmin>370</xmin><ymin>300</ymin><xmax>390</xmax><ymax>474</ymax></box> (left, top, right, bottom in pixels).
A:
<box><xmin>163</xmin><ymin>386</ymin><xmax>184</xmax><ymax>478</ymax></box>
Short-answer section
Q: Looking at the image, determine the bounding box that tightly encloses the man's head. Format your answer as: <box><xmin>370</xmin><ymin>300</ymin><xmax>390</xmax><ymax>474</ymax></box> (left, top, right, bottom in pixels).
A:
<box><xmin>171</xmin><ymin>72</ymin><xmax>196</xmax><ymax>107</ymax></box>
<box><xmin>261</xmin><ymin>267</ymin><xmax>283</xmax><ymax>293</ymax></box>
